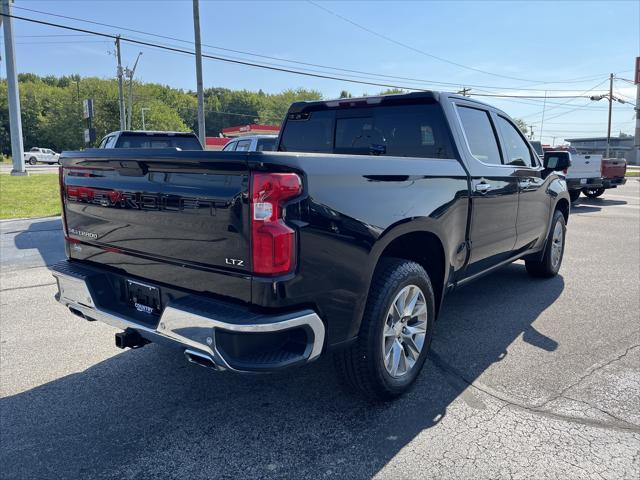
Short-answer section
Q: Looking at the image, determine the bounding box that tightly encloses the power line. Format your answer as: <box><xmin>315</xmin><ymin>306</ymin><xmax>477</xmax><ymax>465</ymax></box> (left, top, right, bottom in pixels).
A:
<box><xmin>10</xmin><ymin>4</ymin><xmax>627</xmax><ymax>93</ymax></box>
<box><xmin>3</xmin><ymin>10</ymin><xmax>621</xmax><ymax>105</ymax></box>
<box><xmin>306</xmin><ymin>0</ymin><xmax>627</xmax><ymax>86</ymax></box>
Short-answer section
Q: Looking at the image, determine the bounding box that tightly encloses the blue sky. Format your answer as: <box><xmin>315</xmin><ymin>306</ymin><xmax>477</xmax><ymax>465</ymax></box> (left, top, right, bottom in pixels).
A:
<box><xmin>3</xmin><ymin>0</ymin><xmax>639</xmax><ymax>143</ymax></box>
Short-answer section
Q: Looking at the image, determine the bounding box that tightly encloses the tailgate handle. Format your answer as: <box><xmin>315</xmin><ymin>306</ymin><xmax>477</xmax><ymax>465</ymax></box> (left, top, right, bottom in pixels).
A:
<box><xmin>118</xmin><ymin>160</ymin><xmax>147</xmax><ymax>177</ymax></box>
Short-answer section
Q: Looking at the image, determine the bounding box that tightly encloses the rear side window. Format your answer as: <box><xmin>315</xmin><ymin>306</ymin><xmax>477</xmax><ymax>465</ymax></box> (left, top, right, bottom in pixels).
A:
<box><xmin>280</xmin><ymin>103</ymin><xmax>453</xmax><ymax>158</ymax></box>
<box><xmin>457</xmin><ymin>106</ymin><xmax>502</xmax><ymax>165</ymax></box>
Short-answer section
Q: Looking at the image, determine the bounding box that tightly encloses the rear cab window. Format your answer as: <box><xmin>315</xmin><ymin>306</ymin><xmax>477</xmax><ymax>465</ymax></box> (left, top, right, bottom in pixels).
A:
<box><xmin>115</xmin><ymin>134</ymin><xmax>202</xmax><ymax>150</ymax></box>
<box><xmin>279</xmin><ymin>100</ymin><xmax>454</xmax><ymax>159</ymax></box>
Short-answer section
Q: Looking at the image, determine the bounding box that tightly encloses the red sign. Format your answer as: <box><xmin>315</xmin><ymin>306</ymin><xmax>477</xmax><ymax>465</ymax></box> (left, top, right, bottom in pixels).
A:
<box><xmin>635</xmin><ymin>56</ymin><xmax>640</xmax><ymax>85</ymax></box>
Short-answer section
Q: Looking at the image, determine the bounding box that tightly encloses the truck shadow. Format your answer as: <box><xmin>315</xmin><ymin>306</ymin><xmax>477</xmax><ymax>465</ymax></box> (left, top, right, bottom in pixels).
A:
<box><xmin>0</xmin><ymin>264</ymin><xmax>563</xmax><ymax>480</ymax></box>
<box><xmin>10</xmin><ymin>218</ymin><xmax>65</xmax><ymax>268</ymax></box>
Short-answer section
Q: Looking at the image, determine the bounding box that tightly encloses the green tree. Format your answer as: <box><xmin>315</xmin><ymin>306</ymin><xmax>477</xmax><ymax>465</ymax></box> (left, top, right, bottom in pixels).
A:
<box><xmin>258</xmin><ymin>88</ymin><xmax>322</xmax><ymax>125</ymax></box>
<box><xmin>513</xmin><ymin>118</ymin><xmax>529</xmax><ymax>136</ymax></box>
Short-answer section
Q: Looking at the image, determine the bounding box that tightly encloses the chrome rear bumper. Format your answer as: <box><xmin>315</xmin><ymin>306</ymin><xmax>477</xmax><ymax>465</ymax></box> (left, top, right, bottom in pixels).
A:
<box><xmin>52</xmin><ymin>261</ymin><xmax>325</xmax><ymax>372</ymax></box>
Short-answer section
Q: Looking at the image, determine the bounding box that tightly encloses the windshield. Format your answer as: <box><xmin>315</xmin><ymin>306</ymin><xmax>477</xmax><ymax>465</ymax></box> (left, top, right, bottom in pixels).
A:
<box><xmin>279</xmin><ymin>103</ymin><xmax>454</xmax><ymax>159</ymax></box>
<box><xmin>114</xmin><ymin>134</ymin><xmax>202</xmax><ymax>150</ymax></box>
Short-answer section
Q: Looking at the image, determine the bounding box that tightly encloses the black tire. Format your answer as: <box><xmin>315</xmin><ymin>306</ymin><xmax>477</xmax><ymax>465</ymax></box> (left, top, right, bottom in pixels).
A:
<box><xmin>568</xmin><ymin>189</ymin><xmax>580</xmax><ymax>203</ymax></box>
<box><xmin>334</xmin><ymin>258</ymin><xmax>435</xmax><ymax>400</ymax></box>
<box><xmin>582</xmin><ymin>187</ymin><xmax>605</xmax><ymax>198</ymax></box>
<box><xmin>28</xmin><ymin>157</ymin><xmax>37</xmax><ymax>165</ymax></box>
<box><xmin>525</xmin><ymin>210</ymin><xmax>566</xmax><ymax>278</ymax></box>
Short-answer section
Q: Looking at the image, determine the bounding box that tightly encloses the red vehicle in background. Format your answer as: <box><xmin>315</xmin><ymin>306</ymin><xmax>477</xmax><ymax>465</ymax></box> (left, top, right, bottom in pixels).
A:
<box><xmin>582</xmin><ymin>158</ymin><xmax>627</xmax><ymax>198</ymax></box>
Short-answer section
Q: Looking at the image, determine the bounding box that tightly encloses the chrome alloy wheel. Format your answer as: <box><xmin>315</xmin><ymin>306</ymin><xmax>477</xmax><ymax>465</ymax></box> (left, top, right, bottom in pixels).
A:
<box><xmin>551</xmin><ymin>221</ymin><xmax>564</xmax><ymax>269</ymax></box>
<box><xmin>381</xmin><ymin>284</ymin><xmax>428</xmax><ymax>378</ymax></box>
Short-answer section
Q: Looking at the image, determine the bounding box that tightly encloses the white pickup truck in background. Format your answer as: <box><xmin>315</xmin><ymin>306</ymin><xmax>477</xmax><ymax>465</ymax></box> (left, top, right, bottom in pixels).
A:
<box><xmin>23</xmin><ymin>147</ymin><xmax>61</xmax><ymax>165</ymax></box>
<box><xmin>544</xmin><ymin>150</ymin><xmax>602</xmax><ymax>203</ymax></box>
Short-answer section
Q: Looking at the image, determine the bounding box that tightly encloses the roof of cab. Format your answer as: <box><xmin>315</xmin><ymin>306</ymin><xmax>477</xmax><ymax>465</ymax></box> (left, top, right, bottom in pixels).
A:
<box><xmin>287</xmin><ymin>90</ymin><xmax>499</xmax><ymax>114</ymax></box>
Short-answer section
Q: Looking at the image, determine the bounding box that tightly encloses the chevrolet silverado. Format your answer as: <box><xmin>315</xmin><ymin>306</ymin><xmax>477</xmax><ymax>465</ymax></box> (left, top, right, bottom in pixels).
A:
<box><xmin>52</xmin><ymin>92</ymin><xmax>570</xmax><ymax>400</ymax></box>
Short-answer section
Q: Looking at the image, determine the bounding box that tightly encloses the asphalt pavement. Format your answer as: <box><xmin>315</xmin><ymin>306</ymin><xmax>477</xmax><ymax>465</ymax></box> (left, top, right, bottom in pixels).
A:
<box><xmin>1</xmin><ymin>181</ymin><xmax>639</xmax><ymax>479</ymax></box>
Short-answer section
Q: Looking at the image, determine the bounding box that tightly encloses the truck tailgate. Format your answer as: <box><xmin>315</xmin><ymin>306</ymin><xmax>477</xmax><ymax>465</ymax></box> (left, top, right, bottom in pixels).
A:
<box><xmin>601</xmin><ymin>158</ymin><xmax>626</xmax><ymax>178</ymax></box>
<box><xmin>61</xmin><ymin>150</ymin><xmax>251</xmax><ymax>301</ymax></box>
<box><xmin>568</xmin><ymin>154</ymin><xmax>601</xmax><ymax>178</ymax></box>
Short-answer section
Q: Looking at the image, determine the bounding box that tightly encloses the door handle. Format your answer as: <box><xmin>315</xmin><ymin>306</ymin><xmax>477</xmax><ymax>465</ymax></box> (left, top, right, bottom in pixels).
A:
<box><xmin>475</xmin><ymin>182</ymin><xmax>491</xmax><ymax>193</ymax></box>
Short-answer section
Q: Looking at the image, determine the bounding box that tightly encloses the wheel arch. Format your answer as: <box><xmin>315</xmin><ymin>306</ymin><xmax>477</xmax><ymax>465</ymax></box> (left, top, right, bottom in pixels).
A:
<box><xmin>555</xmin><ymin>197</ymin><xmax>569</xmax><ymax>224</ymax></box>
<box><xmin>366</xmin><ymin>219</ymin><xmax>450</xmax><ymax>322</ymax></box>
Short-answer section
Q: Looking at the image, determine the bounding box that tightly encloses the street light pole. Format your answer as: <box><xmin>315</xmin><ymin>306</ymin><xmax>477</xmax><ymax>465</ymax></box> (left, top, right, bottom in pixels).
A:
<box><xmin>606</xmin><ymin>73</ymin><xmax>613</xmax><ymax>158</ymax></box>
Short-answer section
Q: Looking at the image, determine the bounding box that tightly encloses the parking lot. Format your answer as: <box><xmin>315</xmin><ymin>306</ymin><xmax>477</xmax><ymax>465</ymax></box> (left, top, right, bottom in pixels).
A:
<box><xmin>1</xmin><ymin>180</ymin><xmax>638</xmax><ymax>479</ymax></box>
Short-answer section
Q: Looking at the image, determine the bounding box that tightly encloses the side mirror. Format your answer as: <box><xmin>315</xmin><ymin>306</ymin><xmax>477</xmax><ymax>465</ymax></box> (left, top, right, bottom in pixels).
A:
<box><xmin>543</xmin><ymin>153</ymin><xmax>571</xmax><ymax>171</ymax></box>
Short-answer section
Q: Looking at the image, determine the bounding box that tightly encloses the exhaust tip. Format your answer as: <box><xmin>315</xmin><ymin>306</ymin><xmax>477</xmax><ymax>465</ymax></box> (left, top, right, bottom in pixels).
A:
<box><xmin>184</xmin><ymin>349</ymin><xmax>218</xmax><ymax>370</ymax></box>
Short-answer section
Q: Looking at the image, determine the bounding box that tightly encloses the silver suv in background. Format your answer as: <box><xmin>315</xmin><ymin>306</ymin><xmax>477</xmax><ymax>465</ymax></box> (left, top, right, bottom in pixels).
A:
<box><xmin>222</xmin><ymin>135</ymin><xmax>278</xmax><ymax>152</ymax></box>
<box><xmin>97</xmin><ymin>131</ymin><xmax>203</xmax><ymax>150</ymax></box>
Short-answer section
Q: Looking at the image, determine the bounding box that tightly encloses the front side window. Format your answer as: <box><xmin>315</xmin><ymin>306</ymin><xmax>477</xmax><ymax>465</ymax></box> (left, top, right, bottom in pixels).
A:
<box><xmin>104</xmin><ymin>136</ymin><xmax>117</xmax><ymax>148</ymax></box>
<box><xmin>222</xmin><ymin>141</ymin><xmax>236</xmax><ymax>151</ymax></box>
<box><xmin>457</xmin><ymin>106</ymin><xmax>502</xmax><ymax>165</ymax></box>
<box><xmin>496</xmin><ymin>116</ymin><xmax>534</xmax><ymax>167</ymax></box>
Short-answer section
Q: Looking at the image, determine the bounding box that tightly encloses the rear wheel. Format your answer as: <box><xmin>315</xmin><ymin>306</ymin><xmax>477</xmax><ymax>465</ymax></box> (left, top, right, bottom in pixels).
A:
<box><xmin>582</xmin><ymin>187</ymin><xmax>604</xmax><ymax>198</ymax></box>
<box><xmin>28</xmin><ymin>157</ymin><xmax>37</xmax><ymax>165</ymax></box>
<box><xmin>525</xmin><ymin>210</ymin><xmax>566</xmax><ymax>278</ymax></box>
<box><xmin>334</xmin><ymin>258</ymin><xmax>435</xmax><ymax>400</ymax></box>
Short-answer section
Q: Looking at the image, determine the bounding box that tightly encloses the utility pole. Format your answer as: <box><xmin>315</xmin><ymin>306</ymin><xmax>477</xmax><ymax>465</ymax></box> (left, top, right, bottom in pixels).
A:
<box><xmin>457</xmin><ymin>87</ymin><xmax>471</xmax><ymax>97</ymax></box>
<box><xmin>634</xmin><ymin>57</ymin><xmax>640</xmax><ymax>166</ymax></box>
<box><xmin>1</xmin><ymin>0</ymin><xmax>26</xmax><ymax>175</ymax></box>
<box><xmin>528</xmin><ymin>125</ymin><xmax>535</xmax><ymax>140</ymax></box>
<box><xmin>115</xmin><ymin>35</ymin><xmax>126</xmax><ymax>131</ymax></box>
<box><xmin>539</xmin><ymin>91</ymin><xmax>547</xmax><ymax>141</ymax></box>
<box><xmin>126</xmin><ymin>52</ymin><xmax>142</xmax><ymax>129</ymax></box>
<box><xmin>193</xmin><ymin>0</ymin><xmax>206</xmax><ymax>144</ymax></box>
<box><xmin>606</xmin><ymin>73</ymin><xmax>613</xmax><ymax>158</ymax></box>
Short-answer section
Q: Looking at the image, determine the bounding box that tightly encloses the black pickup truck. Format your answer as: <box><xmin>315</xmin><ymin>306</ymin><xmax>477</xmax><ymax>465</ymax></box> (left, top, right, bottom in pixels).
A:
<box><xmin>53</xmin><ymin>92</ymin><xmax>570</xmax><ymax>400</ymax></box>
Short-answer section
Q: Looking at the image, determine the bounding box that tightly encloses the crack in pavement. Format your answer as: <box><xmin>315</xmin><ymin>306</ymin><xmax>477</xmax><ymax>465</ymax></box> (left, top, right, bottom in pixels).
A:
<box><xmin>537</xmin><ymin>343</ymin><xmax>640</xmax><ymax>410</ymax></box>
<box><xmin>429</xmin><ymin>348</ymin><xmax>640</xmax><ymax>433</ymax></box>
<box><xmin>0</xmin><ymin>282</ymin><xmax>57</xmax><ymax>293</ymax></box>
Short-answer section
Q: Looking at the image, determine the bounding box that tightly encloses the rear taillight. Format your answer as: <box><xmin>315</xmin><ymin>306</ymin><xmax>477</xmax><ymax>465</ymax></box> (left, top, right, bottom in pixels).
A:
<box><xmin>250</xmin><ymin>172</ymin><xmax>302</xmax><ymax>276</ymax></box>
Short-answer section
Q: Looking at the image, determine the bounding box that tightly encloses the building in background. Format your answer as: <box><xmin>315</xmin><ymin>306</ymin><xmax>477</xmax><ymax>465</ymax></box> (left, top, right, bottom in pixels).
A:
<box><xmin>205</xmin><ymin>124</ymin><xmax>280</xmax><ymax>150</ymax></box>
<box><xmin>565</xmin><ymin>135</ymin><xmax>637</xmax><ymax>164</ymax></box>
<box><xmin>204</xmin><ymin>137</ymin><xmax>230</xmax><ymax>151</ymax></box>
<box><xmin>222</xmin><ymin>124</ymin><xmax>280</xmax><ymax>138</ymax></box>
